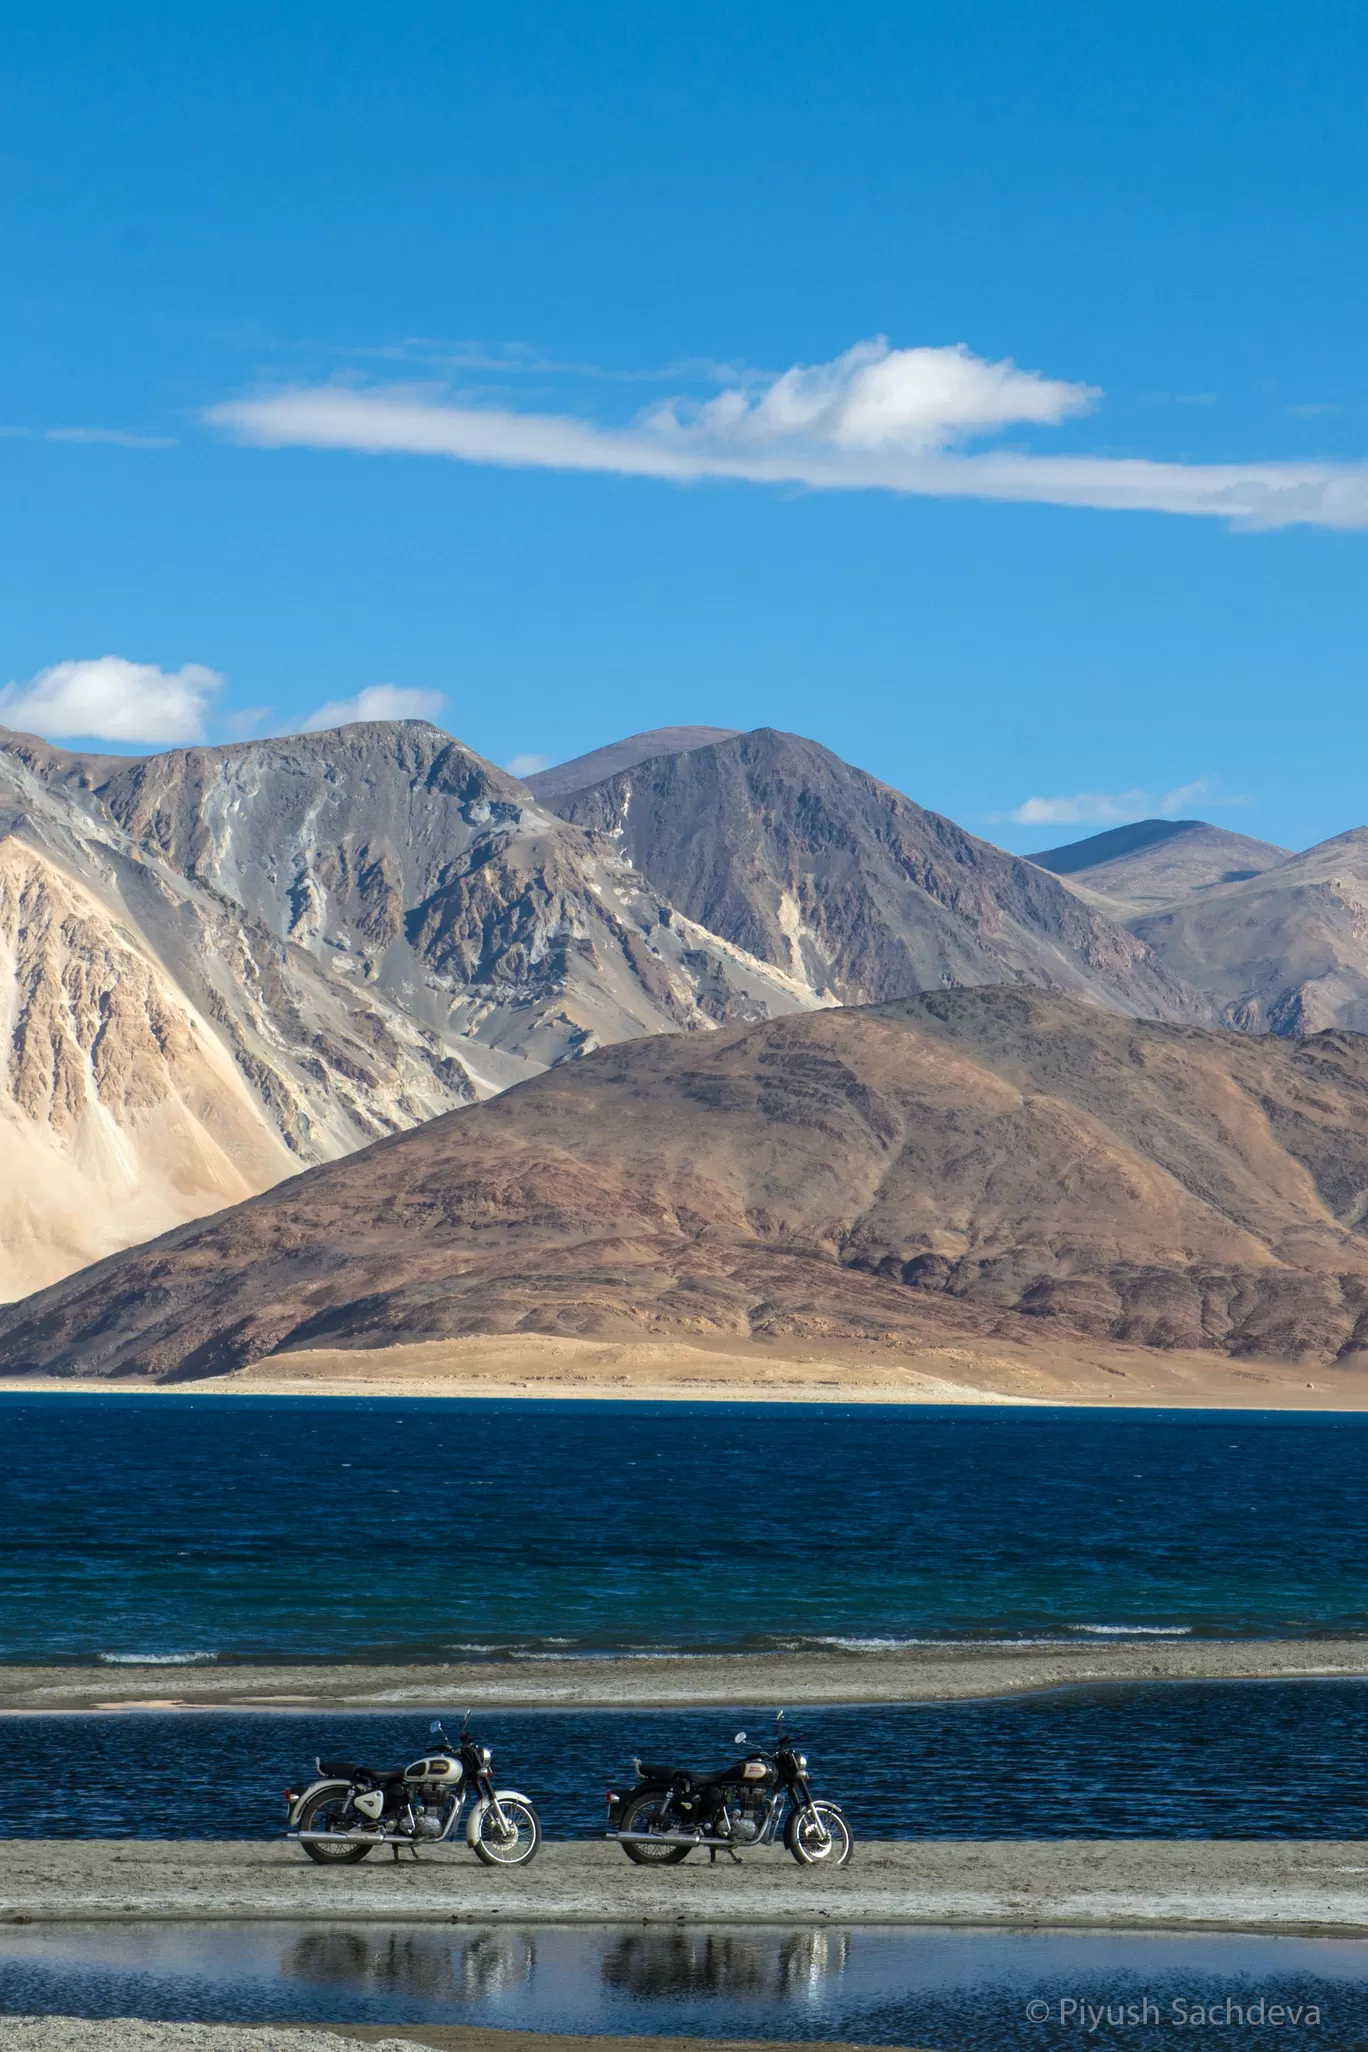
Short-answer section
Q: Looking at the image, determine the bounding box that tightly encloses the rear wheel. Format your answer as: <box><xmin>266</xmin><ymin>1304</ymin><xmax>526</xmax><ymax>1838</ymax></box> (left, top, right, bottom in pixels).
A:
<box><xmin>472</xmin><ymin>1797</ymin><xmax>542</xmax><ymax>1867</ymax></box>
<box><xmin>785</xmin><ymin>1800</ymin><xmax>853</xmax><ymax>1867</ymax></box>
<box><xmin>296</xmin><ymin>1786</ymin><xmax>374</xmax><ymax>1864</ymax></box>
<box><xmin>618</xmin><ymin>1788</ymin><xmax>692</xmax><ymax>1864</ymax></box>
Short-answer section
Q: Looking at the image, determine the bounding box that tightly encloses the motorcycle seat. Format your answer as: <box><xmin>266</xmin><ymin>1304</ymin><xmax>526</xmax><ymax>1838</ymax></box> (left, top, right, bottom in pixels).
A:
<box><xmin>637</xmin><ymin>1761</ymin><xmax>742</xmax><ymax>1786</ymax></box>
<box><xmin>317</xmin><ymin>1759</ymin><xmax>409</xmax><ymax>1784</ymax></box>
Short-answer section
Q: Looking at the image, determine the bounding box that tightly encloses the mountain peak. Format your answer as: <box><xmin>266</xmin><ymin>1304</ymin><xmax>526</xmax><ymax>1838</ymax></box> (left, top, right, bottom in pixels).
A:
<box><xmin>524</xmin><ymin>725</ymin><xmax>740</xmax><ymax>802</ymax></box>
<box><xmin>1028</xmin><ymin>818</ymin><xmax>1290</xmax><ymax>911</ymax></box>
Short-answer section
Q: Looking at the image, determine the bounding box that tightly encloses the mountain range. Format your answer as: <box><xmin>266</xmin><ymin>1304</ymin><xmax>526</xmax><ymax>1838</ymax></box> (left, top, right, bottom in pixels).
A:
<box><xmin>5</xmin><ymin>713</ymin><xmax>1368</xmax><ymax>1325</ymax></box>
<box><xmin>0</xmin><ymin>717</ymin><xmax>1203</xmax><ymax>1297</ymax></box>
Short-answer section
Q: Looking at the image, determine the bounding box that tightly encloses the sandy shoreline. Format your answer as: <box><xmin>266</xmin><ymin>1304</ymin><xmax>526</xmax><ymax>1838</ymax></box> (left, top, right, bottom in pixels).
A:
<box><xmin>4</xmin><ymin>1639</ymin><xmax>1367</xmax><ymax>1716</ymax></box>
<box><xmin>4</xmin><ymin>1839</ymin><xmax>1368</xmax><ymax>1933</ymax></box>
<box><xmin>3</xmin><ymin>1331</ymin><xmax>1367</xmax><ymax>1408</ymax></box>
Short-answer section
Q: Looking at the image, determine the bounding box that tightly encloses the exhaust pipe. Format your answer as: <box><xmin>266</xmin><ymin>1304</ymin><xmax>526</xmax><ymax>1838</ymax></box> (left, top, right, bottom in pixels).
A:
<box><xmin>292</xmin><ymin>1828</ymin><xmax>406</xmax><ymax>1845</ymax></box>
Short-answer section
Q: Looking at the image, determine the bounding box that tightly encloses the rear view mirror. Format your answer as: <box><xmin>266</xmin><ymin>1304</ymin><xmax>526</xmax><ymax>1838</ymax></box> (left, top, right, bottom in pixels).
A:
<box><xmin>430</xmin><ymin>1720</ymin><xmax>442</xmax><ymax>1733</ymax></box>
<box><xmin>734</xmin><ymin>1731</ymin><xmax>747</xmax><ymax>1744</ymax></box>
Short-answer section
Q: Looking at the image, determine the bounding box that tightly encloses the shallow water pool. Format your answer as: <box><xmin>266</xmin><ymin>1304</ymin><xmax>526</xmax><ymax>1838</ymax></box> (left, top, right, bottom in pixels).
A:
<box><xmin>3</xmin><ymin>1921</ymin><xmax>1367</xmax><ymax>2049</ymax></box>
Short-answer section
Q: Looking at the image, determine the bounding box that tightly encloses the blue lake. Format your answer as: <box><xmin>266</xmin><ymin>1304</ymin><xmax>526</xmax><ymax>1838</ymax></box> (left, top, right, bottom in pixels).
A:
<box><xmin>0</xmin><ymin>1396</ymin><xmax>1365</xmax><ymax>1661</ymax></box>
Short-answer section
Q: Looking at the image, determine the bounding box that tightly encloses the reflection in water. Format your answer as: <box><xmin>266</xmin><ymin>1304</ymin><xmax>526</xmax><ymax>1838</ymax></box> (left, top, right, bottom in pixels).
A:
<box><xmin>602</xmin><ymin>1927</ymin><xmax>849</xmax><ymax>2003</ymax></box>
<box><xmin>282</xmin><ymin>1926</ymin><xmax>536</xmax><ymax>2002</ymax></box>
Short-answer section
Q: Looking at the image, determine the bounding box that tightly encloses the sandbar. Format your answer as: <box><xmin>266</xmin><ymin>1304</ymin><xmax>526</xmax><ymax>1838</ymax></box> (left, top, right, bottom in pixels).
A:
<box><xmin>3</xmin><ymin>1838</ymin><xmax>1367</xmax><ymax>1933</ymax></box>
<box><xmin>4</xmin><ymin>1331</ymin><xmax>1368</xmax><ymax>1408</ymax></box>
<box><xmin>4</xmin><ymin>1639</ymin><xmax>1368</xmax><ymax>1716</ymax></box>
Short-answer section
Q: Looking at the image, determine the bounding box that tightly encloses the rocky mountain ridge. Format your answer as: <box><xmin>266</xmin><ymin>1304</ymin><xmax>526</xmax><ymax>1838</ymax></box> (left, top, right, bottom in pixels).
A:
<box><xmin>550</xmin><ymin>728</ymin><xmax>1209</xmax><ymax>1020</ymax></box>
<box><xmin>1029</xmin><ymin>818</ymin><xmax>1291</xmax><ymax>911</ymax></box>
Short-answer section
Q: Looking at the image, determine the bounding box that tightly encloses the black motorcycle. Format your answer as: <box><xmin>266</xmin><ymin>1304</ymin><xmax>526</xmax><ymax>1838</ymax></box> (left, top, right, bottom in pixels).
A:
<box><xmin>605</xmin><ymin>1712</ymin><xmax>852</xmax><ymax>1866</ymax></box>
<box><xmin>285</xmin><ymin>1716</ymin><xmax>541</xmax><ymax>1866</ymax></box>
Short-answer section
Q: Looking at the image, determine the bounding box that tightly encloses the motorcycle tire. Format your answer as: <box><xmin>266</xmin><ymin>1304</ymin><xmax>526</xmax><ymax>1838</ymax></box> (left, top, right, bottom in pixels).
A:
<box><xmin>617</xmin><ymin>1788</ymin><xmax>693</xmax><ymax>1864</ymax></box>
<box><xmin>784</xmin><ymin>1800</ymin><xmax>853</xmax><ymax>1867</ymax></box>
<box><xmin>472</xmin><ymin>1797</ymin><xmax>542</xmax><ymax>1867</ymax></box>
<box><xmin>295</xmin><ymin>1786</ymin><xmax>374</xmax><ymax>1863</ymax></box>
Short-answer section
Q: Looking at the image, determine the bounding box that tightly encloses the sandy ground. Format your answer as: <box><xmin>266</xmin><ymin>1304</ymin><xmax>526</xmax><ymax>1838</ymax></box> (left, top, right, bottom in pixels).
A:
<box><xmin>4</xmin><ymin>1331</ymin><xmax>1367</xmax><ymax>1408</ymax></box>
<box><xmin>0</xmin><ymin>2028</ymin><xmax>882</xmax><ymax>2052</ymax></box>
<box><xmin>2</xmin><ymin>1839</ymin><xmax>1367</xmax><ymax>1934</ymax></box>
<box><xmin>4</xmin><ymin>1639</ymin><xmax>1368</xmax><ymax>1716</ymax></box>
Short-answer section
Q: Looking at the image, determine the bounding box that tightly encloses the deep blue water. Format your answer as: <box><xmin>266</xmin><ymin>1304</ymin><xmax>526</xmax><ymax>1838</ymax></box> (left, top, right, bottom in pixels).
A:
<box><xmin>4</xmin><ymin>1685</ymin><xmax>1368</xmax><ymax>1838</ymax></box>
<box><xmin>1</xmin><ymin>1396</ymin><xmax>1365</xmax><ymax>1659</ymax></box>
<box><xmin>1</xmin><ymin>1923</ymin><xmax>1363</xmax><ymax>2049</ymax></box>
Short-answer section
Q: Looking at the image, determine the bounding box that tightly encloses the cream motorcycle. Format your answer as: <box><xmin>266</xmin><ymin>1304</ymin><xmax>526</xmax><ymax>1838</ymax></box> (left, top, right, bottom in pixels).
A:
<box><xmin>286</xmin><ymin>1717</ymin><xmax>541</xmax><ymax>1867</ymax></box>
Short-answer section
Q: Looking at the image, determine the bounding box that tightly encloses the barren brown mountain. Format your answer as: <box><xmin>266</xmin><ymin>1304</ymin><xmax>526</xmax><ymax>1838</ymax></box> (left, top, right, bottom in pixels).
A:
<box><xmin>7</xmin><ymin>986</ymin><xmax>1368</xmax><ymax>1385</ymax></box>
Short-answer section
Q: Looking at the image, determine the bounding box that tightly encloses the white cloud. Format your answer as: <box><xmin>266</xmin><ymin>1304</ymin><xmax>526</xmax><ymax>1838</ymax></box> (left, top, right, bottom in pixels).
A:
<box><xmin>300</xmin><ymin>683</ymin><xmax>446</xmax><ymax>732</ymax></box>
<box><xmin>1009</xmin><ymin>776</ymin><xmax>1252</xmax><ymax>829</ymax></box>
<box><xmin>0</xmin><ymin>656</ymin><xmax>220</xmax><ymax>744</ymax></box>
<box><xmin>206</xmin><ymin>338</ymin><xmax>1368</xmax><ymax>531</ymax></box>
<box><xmin>506</xmin><ymin>752</ymin><xmax>550</xmax><ymax>778</ymax></box>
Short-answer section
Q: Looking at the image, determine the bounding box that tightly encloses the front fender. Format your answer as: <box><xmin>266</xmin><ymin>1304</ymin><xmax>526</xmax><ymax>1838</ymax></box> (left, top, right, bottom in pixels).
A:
<box><xmin>288</xmin><ymin>1778</ymin><xmax>351</xmax><ymax>1827</ymax></box>
<box><xmin>465</xmin><ymin>1788</ymin><xmax>533</xmax><ymax>1846</ymax></box>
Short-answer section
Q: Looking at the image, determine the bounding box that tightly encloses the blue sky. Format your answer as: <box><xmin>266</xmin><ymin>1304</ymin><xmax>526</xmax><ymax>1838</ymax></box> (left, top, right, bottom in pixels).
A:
<box><xmin>2</xmin><ymin>0</ymin><xmax>1366</xmax><ymax>853</ymax></box>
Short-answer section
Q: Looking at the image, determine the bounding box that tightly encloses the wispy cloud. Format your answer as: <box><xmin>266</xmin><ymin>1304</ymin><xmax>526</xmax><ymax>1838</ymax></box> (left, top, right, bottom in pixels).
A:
<box><xmin>206</xmin><ymin>337</ymin><xmax>1368</xmax><ymax>531</ymax></box>
<box><xmin>45</xmin><ymin>426</ymin><xmax>176</xmax><ymax>448</ymax></box>
<box><xmin>300</xmin><ymin>683</ymin><xmax>446</xmax><ymax>733</ymax></box>
<box><xmin>1006</xmin><ymin>776</ymin><xmax>1253</xmax><ymax>829</ymax></box>
<box><xmin>0</xmin><ymin>425</ymin><xmax>175</xmax><ymax>448</ymax></box>
<box><xmin>506</xmin><ymin>752</ymin><xmax>551</xmax><ymax>778</ymax></box>
<box><xmin>0</xmin><ymin>657</ymin><xmax>219</xmax><ymax>744</ymax></box>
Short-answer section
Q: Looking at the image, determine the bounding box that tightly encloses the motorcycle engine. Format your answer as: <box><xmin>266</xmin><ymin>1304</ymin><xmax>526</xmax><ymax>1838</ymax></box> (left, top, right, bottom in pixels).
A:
<box><xmin>414</xmin><ymin>1805</ymin><xmax>446</xmax><ymax>1839</ymax></box>
<box><xmin>723</xmin><ymin>1795</ymin><xmax>765</xmax><ymax>1844</ymax></box>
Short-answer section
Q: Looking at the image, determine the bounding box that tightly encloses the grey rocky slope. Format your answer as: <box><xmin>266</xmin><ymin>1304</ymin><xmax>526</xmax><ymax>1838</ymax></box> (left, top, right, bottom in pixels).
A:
<box><xmin>1031</xmin><ymin>816</ymin><xmax>1368</xmax><ymax>1039</ymax></box>
<box><xmin>0</xmin><ymin>721</ymin><xmax>812</xmax><ymax>1295</ymax></box>
<box><xmin>1130</xmin><ymin>827</ymin><xmax>1368</xmax><ymax>1035</ymax></box>
<box><xmin>551</xmin><ymin>728</ymin><xmax>1209</xmax><ymax>1020</ymax></box>
<box><xmin>524</xmin><ymin>723</ymin><xmax>738</xmax><ymax>802</ymax></box>
<box><xmin>1029</xmin><ymin>817</ymin><xmax>1290</xmax><ymax>912</ymax></box>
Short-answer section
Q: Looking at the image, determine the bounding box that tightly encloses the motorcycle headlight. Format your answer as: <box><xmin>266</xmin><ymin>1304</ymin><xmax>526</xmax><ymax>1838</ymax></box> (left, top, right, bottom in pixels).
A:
<box><xmin>795</xmin><ymin>1753</ymin><xmax>809</xmax><ymax>1772</ymax></box>
<box><xmin>478</xmin><ymin>1745</ymin><xmax>492</xmax><ymax>1768</ymax></box>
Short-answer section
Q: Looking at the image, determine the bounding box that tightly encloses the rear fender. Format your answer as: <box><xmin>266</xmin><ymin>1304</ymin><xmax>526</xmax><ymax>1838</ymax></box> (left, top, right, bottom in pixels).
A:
<box><xmin>466</xmin><ymin>1788</ymin><xmax>533</xmax><ymax>1845</ymax></box>
<box><xmin>288</xmin><ymin>1778</ymin><xmax>351</xmax><ymax>1827</ymax></box>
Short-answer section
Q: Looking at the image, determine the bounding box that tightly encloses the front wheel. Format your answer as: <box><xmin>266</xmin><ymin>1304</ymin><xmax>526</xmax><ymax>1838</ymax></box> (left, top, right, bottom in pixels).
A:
<box><xmin>295</xmin><ymin>1786</ymin><xmax>374</xmax><ymax>1864</ymax></box>
<box><xmin>472</xmin><ymin>1797</ymin><xmax>542</xmax><ymax>1867</ymax></box>
<box><xmin>617</xmin><ymin>1789</ymin><xmax>692</xmax><ymax>1864</ymax></box>
<box><xmin>785</xmin><ymin>1800</ymin><xmax>853</xmax><ymax>1867</ymax></box>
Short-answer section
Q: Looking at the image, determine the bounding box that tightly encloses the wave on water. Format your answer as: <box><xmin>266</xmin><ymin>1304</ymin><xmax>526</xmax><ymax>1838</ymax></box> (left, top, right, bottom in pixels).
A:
<box><xmin>1068</xmin><ymin>1625</ymin><xmax>1194</xmax><ymax>1637</ymax></box>
<box><xmin>97</xmin><ymin>1651</ymin><xmax>218</xmax><ymax>1665</ymax></box>
<box><xmin>801</xmin><ymin>1635</ymin><xmax>936</xmax><ymax>1652</ymax></box>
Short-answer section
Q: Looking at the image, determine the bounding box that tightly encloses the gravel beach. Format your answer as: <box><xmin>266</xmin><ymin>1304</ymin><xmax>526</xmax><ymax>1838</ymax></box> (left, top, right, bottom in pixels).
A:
<box><xmin>3</xmin><ymin>1839</ymin><xmax>1367</xmax><ymax>1933</ymax></box>
<box><xmin>0</xmin><ymin>2026</ymin><xmax>898</xmax><ymax>2052</ymax></box>
<box><xmin>4</xmin><ymin>1639</ymin><xmax>1368</xmax><ymax>1716</ymax></box>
